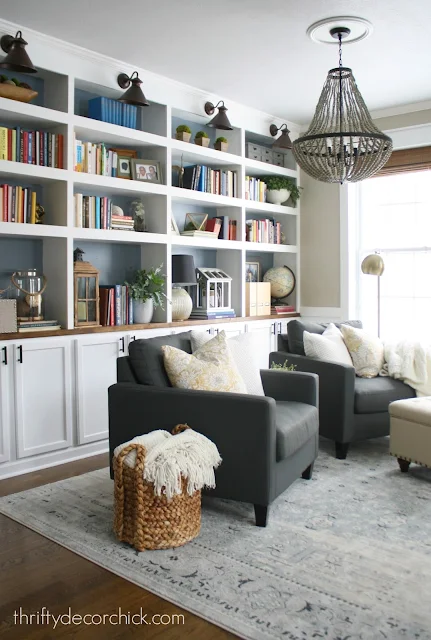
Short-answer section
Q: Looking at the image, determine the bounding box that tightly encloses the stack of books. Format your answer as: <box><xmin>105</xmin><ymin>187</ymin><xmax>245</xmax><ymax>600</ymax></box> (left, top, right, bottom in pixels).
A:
<box><xmin>74</xmin><ymin>137</ymin><xmax>119</xmax><ymax>176</ymax></box>
<box><xmin>182</xmin><ymin>165</ymin><xmax>237</xmax><ymax>197</ymax></box>
<box><xmin>190</xmin><ymin>308</ymin><xmax>236</xmax><ymax>320</ymax></box>
<box><xmin>0</xmin><ymin>127</ymin><xmax>64</xmax><ymax>168</ymax></box>
<box><xmin>245</xmin><ymin>177</ymin><xmax>267</xmax><ymax>202</ymax></box>
<box><xmin>271</xmin><ymin>305</ymin><xmax>295</xmax><ymax>315</ymax></box>
<box><xmin>180</xmin><ymin>230</ymin><xmax>218</xmax><ymax>238</ymax></box>
<box><xmin>246</xmin><ymin>218</ymin><xmax>282</xmax><ymax>244</ymax></box>
<box><xmin>0</xmin><ymin>185</ymin><xmax>37</xmax><ymax>223</ymax></box>
<box><xmin>74</xmin><ymin>194</ymin><xmax>113</xmax><ymax>229</ymax></box>
<box><xmin>88</xmin><ymin>97</ymin><xmax>137</xmax><ymax>129</ymax></box>
<box><xmin>18</xmin><ymin>319</ymin><xmax>61</xmax><ymax>333</ymax></box>
<box><xmin>111</xmin><ymin>215</ymin><xmax>134</xmax><ymax>231</ymax></box>
<box><xmin>99</xmin><ymin>285</ymin><xmax>133</xmax><ymax>326</ymax></box>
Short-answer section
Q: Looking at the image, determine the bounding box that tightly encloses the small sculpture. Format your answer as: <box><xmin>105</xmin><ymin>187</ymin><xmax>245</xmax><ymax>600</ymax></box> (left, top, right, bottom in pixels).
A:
<box><xmin>129</xmin><ymin>199</ymin><xmax>146</xmax><ymax>232</ymax></box>
<box><xmin>112</xmin><ymin>205</ymin><xmax>124</xmax><ymax>217</ymax></box>
<box><xmin>35</xmin><ymin>203</ymin><xmax>45</xmax><ymax>224</ymax></box>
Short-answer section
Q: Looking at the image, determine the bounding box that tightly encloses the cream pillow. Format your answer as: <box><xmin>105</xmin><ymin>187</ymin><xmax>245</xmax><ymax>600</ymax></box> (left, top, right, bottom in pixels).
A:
<box><xmin>340</xmin><ymin>324</ymin><xmax>384</xmax><ymax>378</ymax></box>
<box><xmin>190</xmin><ymin>330</ymin><xmax>265</xmax><ymax>396</ymax></box>
<box><xmin>162</xmin><ymin>331</ymin><xmax>247</xmax><ymax>394</ymax></box>
<box><xmin>303</xmin><ymin>323</ymin><xmax>353</xmax><ymax>366</ymax></box>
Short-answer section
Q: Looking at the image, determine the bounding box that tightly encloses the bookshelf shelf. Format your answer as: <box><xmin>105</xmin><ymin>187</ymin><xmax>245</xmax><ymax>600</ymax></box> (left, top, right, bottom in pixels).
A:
<box><xmin>0</xmin><ymin>221</ymin><xmax>68</xmax><ymax>239</ymax></box>
<box><xmin>73</xmin><ymin>115</ymin><xmax>168</xmax><ymax>149</ymax></box>
<box><xmin>0</xmin><ymin>98</ymin><xmax>69</xmax><ymax>127</ymax></box>
<box><xmin>170</xmin><ymin>138</ymin><xmax>242</xmax><ymax>167</ymax></box>
<box><xmin>244</xmin><ymin>200</ymin><xmax>297</xmax><ymax>216</ymax></box>
<box><xmin>172</xmin><ymin>235</ymin><xmax>242</xmax><ymax>251</ymax></box>
<box><xmin>73</xmin><ymin>228</ymin><xmax>167</xmax><ymax>245</ymax></box>
<box><xmin>245</xmin><ymin>157</ymin><xmax>297</xmax><ymax>179</ymax></box>
<box><xmin>0</xmin><ymin>160</ymin><xmax>67</xmax><ymax>183</ymax></box>
<box><xmin>73</xmin><ymin>172</ymin><xmax>168</xmax><ymax>196</ymax></box>
<box><xmin>245</xmin><ymin>242</ymin><xmax>297</xmax><ymax>254</ymax></box>
<box><xmin>171</xmin><ymin>186</ymin><xmax>240</xmax><ymax>208</ymax></box>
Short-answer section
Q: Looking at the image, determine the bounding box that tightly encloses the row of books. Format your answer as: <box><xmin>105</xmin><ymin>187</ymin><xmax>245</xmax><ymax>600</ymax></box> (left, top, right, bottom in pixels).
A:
<box><xmin>189</xmin><ymin>308</ymin><xmax>236</xmax><ymax>320</ymax></box>
<box><xmin>18</xmin><ymin>319</ymin><xmax>61</xmax><ymax>333</ymax></box>
<box><xmin>245</xmin><ymin>218</ymin><xmax>282</xmax><ymax>244</ymax></box>
<box><xmin>88</xmin><ymin>97</ymin><xmax>138</xmax><ymax>129</ymax></box>
<box><xmin>217</xmin><ymin>216</ymin><xmax>237</xmax><ymax>240</ymax></box>
<box><xmin>74</xmin><ymin>194</ymin><xmax>133</xmax><ymax>230</ymax></box>
<box><xmin>271</xmin><ymin>305</ymin><xmax>295</xmax><ymax>315</ymax></box>
<box><xmin>245</xmin><ymin>177</ymin><xmax>267</xmax><ymax>202</ymax></box>
<box><xmin>0</xmin><ymin>184</ymin><xmax>37</xmax><ymax>224</ymax></box>
<box><xmin>99</xmin><ymin>285</ymin><xmax>134</xmax><ymax>326</ymax></box>
<box><xmin>182</xmin><ymin>165</ymin><xmax>238</xmax><ymax>198</ymax></box>
<box><xmin>74</xmin><ymin>138</ymin><xmax>119</xmax><ymax>176</ymax></box>
<box><xmin>0</xmin><ymin>127</ymin><xmax>64</xmax><ymax>168</ymax></box>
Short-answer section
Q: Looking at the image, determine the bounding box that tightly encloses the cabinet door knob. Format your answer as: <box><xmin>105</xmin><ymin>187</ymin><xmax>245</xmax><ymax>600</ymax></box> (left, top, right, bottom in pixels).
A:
<box><xmin>2</xmin><ymin>346</ymin><xmax>7</xmax><ymax>365</ymax></box>
<box><xmin>17</xmin><ymin>345</ymin><xmax>23</xmax><ymax>363</ymax></box>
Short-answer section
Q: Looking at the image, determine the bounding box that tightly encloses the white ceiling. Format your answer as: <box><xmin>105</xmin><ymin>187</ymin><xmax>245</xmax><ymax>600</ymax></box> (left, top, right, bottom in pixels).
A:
<box><xmin>1</xmin><ymin>0</ymin><xmax>431</xmax><ymax>124</ymax></box>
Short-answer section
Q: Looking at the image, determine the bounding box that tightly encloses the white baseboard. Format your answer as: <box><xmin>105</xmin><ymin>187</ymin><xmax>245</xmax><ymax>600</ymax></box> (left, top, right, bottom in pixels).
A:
<box><xmin>0</xmin><ymin>441</ymin><xmax>109</xmax><ymax>480</ymax></box>
<box><xmin>300</xmin><ymin>307</ymin><xmax>342</xmax><ymax>322</ymax></box>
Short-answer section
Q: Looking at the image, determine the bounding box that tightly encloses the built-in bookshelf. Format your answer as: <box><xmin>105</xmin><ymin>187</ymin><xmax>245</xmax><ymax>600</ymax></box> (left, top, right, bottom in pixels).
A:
<box><xmin>0</xmin><ymin>31</ymin><xmax>300</xmax><ymax>330</ymax></box>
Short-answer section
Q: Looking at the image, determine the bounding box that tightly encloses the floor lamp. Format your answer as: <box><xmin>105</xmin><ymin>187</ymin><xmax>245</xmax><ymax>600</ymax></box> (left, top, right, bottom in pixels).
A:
<box><xmin>361</xmin><ymin>253</ymin><xmax>385</xmax><ymax>337</ymax></box>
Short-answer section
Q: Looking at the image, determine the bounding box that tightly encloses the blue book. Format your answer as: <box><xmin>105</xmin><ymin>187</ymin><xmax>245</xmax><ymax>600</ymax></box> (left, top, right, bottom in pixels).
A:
<box><xmin>130</xmin><ymin>105</ymin><xmax>137</xmax><ymax>129</ymax></box>
<box><xmin>128</xmin><ymin>289</ymin><xmax>133</xmax><ymax>324</ymax></box>
<box><xmin>123</xmin><ymin>104</ymin><xmax>128</xmax><ymax>127</ymax></box>
<box><xmin>118</xmin><ymin>101</ymin><xmax>122</xmax><ymax>126</ymax></box>
<box><xmin>95</xmin><ymin>197</ymin><xmax>101</xmax><ymax>229</ymax></box>
<box><xmin>197</xmin><ymin>165</ymin><xmax>205</xmax><ymax>192</ymax></box>
<box><xmin>114</xmin><ymin>285</ymin><xmax>122</xmax><ymax>326</ymax></box>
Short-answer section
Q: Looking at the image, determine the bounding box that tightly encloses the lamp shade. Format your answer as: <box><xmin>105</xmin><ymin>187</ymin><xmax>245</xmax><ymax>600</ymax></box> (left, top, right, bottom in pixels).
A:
<box><xmin>172</xmin><ymin>255</ymin><xmax>196</xmax><ymax>285</ymax></box>
<box><xmin>361</xmin><ymin>253</ymin><xmax>384</xmax><ymax>276</ymax></box>
<box><xmin>205</xmin><ymin>101</ymin><xmax>233</xmax><ymax>130</ymax></box>
<box><xmin>270</xmin><ymin>124</ymin><xmax>293</xmax><ymax>150</ymax></box>
<box><xmin>0</xmin><ymin>31</ymin><xmax>37</xmax><ymax>74</ymax></box>
<box><xmin>117</xmin><ymin>72</ymin><xmax>149</xmax><ymax>107</ymax></box>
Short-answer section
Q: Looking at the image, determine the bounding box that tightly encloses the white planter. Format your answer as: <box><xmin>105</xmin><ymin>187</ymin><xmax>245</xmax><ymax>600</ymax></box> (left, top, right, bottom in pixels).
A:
<box><xmin>266</xmin><ymin>188</ymin><xmax>291</xmax><ymax>205</ymax></box>
<box><xmin>133</xmin><ymin>299</ymin><xmax>154</xmax><ymax>324</ymax></box>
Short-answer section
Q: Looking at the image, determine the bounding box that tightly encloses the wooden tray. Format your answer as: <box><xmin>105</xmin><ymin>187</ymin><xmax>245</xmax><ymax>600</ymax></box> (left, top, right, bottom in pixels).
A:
<box><xmin>0</xmin><ymin>84</ymin><xmax>38</xmax><ymax>103</ymax></box>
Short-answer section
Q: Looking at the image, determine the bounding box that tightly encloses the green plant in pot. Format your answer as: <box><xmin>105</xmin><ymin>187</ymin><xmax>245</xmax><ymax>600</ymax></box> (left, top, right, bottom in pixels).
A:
<box><xmin>195</xmin><ymin>130</ymin><xmax>210</xmax><ymax>148</ymax></box>
<box><xmin>215</xmin><ymin>136</ymin><xmax>228</xmax><ymax>152</ymax></box>
<box><xmin>125</xmin><ymin>265</ymin><xmax>166</xmax><ymax>324</ymax></box>
<box><xmin>176</xmin><ymin>124</ymin><xmax>192</xmax><ymax>143</ymax></box>
<box><xmin>263</xmin><ymin>176</ymin><xmax>302</xmax><ymax>206</ymax></box>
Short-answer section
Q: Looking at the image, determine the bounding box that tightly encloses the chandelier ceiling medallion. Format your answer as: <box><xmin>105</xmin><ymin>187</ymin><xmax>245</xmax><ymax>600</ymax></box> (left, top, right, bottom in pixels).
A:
<box><xmin>293</xmin><ymin>18</ymin><xmax>393</xmax><ymax>184</ymax></box>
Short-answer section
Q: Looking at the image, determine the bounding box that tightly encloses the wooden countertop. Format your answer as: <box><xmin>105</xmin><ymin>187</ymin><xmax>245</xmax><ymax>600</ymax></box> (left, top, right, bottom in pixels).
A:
<box><xmin>0</xmin><ymin>313</ymin><xmax>299</xmax><ymax>341</ymax></box>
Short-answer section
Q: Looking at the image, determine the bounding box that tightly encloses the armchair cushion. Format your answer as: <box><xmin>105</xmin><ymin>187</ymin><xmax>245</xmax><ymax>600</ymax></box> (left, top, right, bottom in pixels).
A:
<box><xmin>276</xmin><ymin>401</ymin><xmax>319</xmax><ymax>461</ymax></box>
<box><xmin>128</xmin><ymin>331</ymin><xmax>192</xmax><ymax>387</ymax></box>
<box><xmin>284</xmin><ymin>319</ymin><xmax>363</xmax><ymax>356</ymax></box>
<box><xmin>354</xmin><ymin>376</ymin><xmax>415</xmax><ymax>414</ymax></box>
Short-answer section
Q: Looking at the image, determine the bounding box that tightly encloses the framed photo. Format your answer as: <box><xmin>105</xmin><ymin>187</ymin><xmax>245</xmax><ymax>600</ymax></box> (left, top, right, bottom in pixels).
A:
<box><xmin>131</xmin><ymin>159</ymin><xmax>162</xmax><ymax>184</ymax></box>
<box><xmin>171</xmin><ymin>213</ymin><xmax>180</xmax><ymax>235</ymax></box>
<box><xmin>117</xmin><ymin>156</ymin><xmax>132</xmax><ymax>179</ymax></box>
<box><xmin>245</xmin><ymin>261</ymin><xmax>260</xmax><ymax>282</ymax></box>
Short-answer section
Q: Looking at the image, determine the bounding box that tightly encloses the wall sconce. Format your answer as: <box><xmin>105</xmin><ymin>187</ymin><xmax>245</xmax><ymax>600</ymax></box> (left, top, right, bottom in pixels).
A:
<box><xmin>117</xmin><ymin>71</ymin><xmax>149</xmax><ymax>106</ymax></box>
<box><xmin>0</xmin><ymin>31</ymin><xmax>37</xmax><ymax>74</ymax></box>
<box><xmin>204</xmin><ymin>100</ymin><xmax>233</xmax><ymax>130</ymax></box>
<box><xmin>270</xmin><ymin>124</ymin><xmax>293</xmax><ymax>150</ymax></box>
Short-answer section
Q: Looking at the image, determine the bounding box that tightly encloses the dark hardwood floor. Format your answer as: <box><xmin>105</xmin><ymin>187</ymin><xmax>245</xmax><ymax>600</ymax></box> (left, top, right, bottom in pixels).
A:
<box><xmin>0</xmin><ymin>455</ymin><xmax>235</xmax><ymax>639</ymax></box>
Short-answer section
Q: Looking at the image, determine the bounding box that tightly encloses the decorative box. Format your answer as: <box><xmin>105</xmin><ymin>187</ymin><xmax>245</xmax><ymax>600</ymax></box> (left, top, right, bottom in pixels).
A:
<box><xmin>0</xmin><ymin>300</ymin><xmax>18</xmax><ymax>333</ymax></box>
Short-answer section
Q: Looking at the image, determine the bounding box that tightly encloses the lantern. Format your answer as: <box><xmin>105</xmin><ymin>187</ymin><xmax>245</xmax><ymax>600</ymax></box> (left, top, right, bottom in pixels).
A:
<box><xmin>73</xmin><ymin>248</ymin><xmax>100</xmax><ymax>327</ymax></box>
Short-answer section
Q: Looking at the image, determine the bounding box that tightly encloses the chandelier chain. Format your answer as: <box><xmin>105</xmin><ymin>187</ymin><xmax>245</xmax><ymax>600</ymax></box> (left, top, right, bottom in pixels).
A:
<box><xmin>338</xmin><ymin>33</ymin><xmax>343</xmax><ymax>68</ymax></box>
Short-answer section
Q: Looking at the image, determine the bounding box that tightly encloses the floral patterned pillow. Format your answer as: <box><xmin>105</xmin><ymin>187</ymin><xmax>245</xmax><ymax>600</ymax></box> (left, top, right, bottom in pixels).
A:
<box><xmin>340</xmin><ymin>324</ymin><xmax>384</xmax><ymax>378</ymax></box>
<box><xmin>162</xmin><ymin>331</ymin><xmax>247</xmax><ymax>393</ymax></box>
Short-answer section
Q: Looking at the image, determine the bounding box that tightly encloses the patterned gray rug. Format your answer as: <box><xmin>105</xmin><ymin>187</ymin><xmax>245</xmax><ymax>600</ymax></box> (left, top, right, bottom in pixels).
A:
<box><xmin>1</xmin><ymin>438</ymin><xmax>431</xmax><ymax>640</ymax></box>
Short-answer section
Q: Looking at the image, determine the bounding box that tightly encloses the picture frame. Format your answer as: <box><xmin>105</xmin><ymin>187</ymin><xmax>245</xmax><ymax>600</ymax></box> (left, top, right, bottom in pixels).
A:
<box><xmin>130</xmin><ymin>159</ymin><xmax>162</xmax><ymax>184</ymax></box>
<box><xmin>245</xmin><ymin>261</ymin><xmax>260</xmax><ymax>283</ymax></box>
<box><xmin>171</xmin><ymin>213</ymin><xmax>180</xmax><ymax>235</ymax></box>
<box><xmin>117</xmin><ymin>156</ymin><xmax>132</xmax><ymax>179</ymax></box>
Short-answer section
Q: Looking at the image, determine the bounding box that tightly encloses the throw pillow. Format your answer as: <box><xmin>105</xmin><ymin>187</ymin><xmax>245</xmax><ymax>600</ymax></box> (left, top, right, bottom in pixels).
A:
<box><xmin>162</xmin><ymin>331</ymin><xmax>247</xmax><ymax>394</ymax></box>
<box><xmin>340</xmin><ymin>324</ymin><xmax>384</xmax><ymax>378</ymax></box>
<box><xmin>190</xmin><ymin>330</ymin><xmax>265</xmax><ymax>396</ymax></box>
<box><xmin>303</xmin><ymin>323</ymin><xmax>353</xmax><ymax>366</ymax></box>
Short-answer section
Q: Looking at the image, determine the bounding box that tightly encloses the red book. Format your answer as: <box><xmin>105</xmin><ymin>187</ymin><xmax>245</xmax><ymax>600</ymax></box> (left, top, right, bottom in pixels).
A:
<box><xmin>23</xmin><ymin>131</ymin><xmax>28</xmax><ymax>163</ymax></box>
<box><xmin>205</xmin><ymin>218</ymin><xmax>222</xmax><ymax>234</ymax></box>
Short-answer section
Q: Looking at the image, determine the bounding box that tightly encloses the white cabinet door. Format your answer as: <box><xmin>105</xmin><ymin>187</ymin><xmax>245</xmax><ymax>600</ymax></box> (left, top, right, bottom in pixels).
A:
<box><xmin>75</xmin><ymin>333</ymin><xmax>126</xmax><ymax>444</ymax></box>
<box><xmin>213</xmin><ymin>322</ymin><xmax>245</xmax><ymax>338</ymax></box>
<box><xmin>246</xmin><ymin>321</ymin><xmax>277</xmax><ymax>369</ymax></box>
<box><xmin>14</xmin><ymin>339</ymin><xmax>73</xmax><ymax>459</ymax></box>
<box><xmin>0</xmin><ymin>343</ymin><xmax>12</xmax><ymax>463</ymax></box>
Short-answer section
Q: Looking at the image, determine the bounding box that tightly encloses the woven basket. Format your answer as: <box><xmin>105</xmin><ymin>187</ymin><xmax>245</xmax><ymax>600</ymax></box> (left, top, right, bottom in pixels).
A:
<box><xmin>113</xmin><ymin>425</ymin><xmax>201</xmax><ymax>550</ymax></box>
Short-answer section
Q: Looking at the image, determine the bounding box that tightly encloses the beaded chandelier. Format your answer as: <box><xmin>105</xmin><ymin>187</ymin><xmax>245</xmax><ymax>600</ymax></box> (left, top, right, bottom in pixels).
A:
<box><xmin>293</xmin><ymin>27</ymin><xmax>392</xmax><ymax>184</ymax></box>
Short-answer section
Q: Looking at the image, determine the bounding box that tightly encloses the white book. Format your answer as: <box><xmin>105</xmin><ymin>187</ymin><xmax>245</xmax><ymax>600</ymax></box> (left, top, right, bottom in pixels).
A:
<box><xmin>75</xmin><ymin>193</ymin><xmax>83</xmax><ymax>227</ymax></box>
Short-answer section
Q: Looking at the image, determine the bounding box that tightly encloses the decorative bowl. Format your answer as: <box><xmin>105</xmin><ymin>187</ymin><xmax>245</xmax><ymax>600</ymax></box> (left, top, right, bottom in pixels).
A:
<box><xmin>0</xmin><ymin>84</ymin><xmax>38</xmax><ymax>103</ymax></box>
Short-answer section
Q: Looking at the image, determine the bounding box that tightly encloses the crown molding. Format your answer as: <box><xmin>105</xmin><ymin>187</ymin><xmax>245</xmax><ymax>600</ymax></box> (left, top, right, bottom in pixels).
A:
<box><xmin>371</xmin><ymin>100</ymin><xmax>431</xmax><ymax>120</ymax></box>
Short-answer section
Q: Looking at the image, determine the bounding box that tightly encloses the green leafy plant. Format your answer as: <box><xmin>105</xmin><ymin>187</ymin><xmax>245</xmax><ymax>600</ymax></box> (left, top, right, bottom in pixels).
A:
<box><xmin>195</xmin><ymin>131</ymin><xmax>209</xmax><ymax>139</ymax></box>
<box><xmin>125</xmin><ymin>265</ymin><xmax>167</xmax><ymax>308</ymax></box>
<box><xmin>176</xmin><ymin>124</ymin><xmax>192</xmax><ymax>134</ymax></box>
<box><xmin>270</xmin><ymin>359</ymin><xmax>297</xmax><ymax>372</ymax></box>
<box><xmin>263</xmin><ymin>176</ymin><xmax>302</xmax><ymax>206</ymax></box>
<box><xmin>215</xmin><ymin>136</ymin><xmax>228</xmax><ymax>144</ymax></box>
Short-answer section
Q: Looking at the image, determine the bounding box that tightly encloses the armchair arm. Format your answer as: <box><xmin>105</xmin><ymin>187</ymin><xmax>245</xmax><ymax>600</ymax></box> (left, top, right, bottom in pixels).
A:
<box><xmin>260</xmin><ymin>369</ymin><xmax>318</xmax><ymax>407</ymax></box>
<box><xmin>109</xmin><ymin>383</ymin><xmax>277</xmax><ymax>504</ymax></box>
<box><xmin>269</xmin><ymin>352</ymin><xmax>356</xmax><ymax>442</ymax></box>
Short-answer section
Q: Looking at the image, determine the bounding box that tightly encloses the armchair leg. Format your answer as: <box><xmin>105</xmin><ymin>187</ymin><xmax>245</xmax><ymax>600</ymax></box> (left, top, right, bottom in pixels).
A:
<box><xmin>301</xmin><ymin>463</ymin><xmax>314</xmax><ymax>480</ymax></box>
<box><xmin>254</xmin><ymin>504</ymin><xmax>269</xmax><ymax>527</ymax></box>
<box><xmin>398</xmin><ymin>458</ymin><xmax>411</xmax><ymax>473</ymax></box>
<box><xmin>335</xmin><ymin>442</ymin><xmax>349</xmax><ymax>460</ymax></box>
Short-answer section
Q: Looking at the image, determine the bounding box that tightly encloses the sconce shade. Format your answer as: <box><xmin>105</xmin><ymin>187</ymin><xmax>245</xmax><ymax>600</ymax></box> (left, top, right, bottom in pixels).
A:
<box><xmin>361</xmin><ymin>253</ymin><xmax>385</xmax><ymax>276</ymax></box>
<box><xmin>117</xmin><ymin>72</ymin><xmax>149</xmax><ymax>106</ymax></box>
<box><xmin>172</xmin><ymin>255</ymin><xmax>196</xmax><ymax>285</ymax></box>
<box><xmin>270</xmin><ymin>124</ymin><xmax>293</xmax><ymax>150</ymax></box>
<box><xmin>0</xmin><ymin>31</ymin><xmax>37</xmax><ymax>74</ymax></box>
<box><xmin>204</xmin><ymin>101</ymin><xmax>233</xmax><ymax>130</ymax></box>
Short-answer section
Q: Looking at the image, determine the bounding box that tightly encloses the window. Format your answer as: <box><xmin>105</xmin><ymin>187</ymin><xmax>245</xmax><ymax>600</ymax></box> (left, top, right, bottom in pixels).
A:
<box><xmin>357</xmin><ymin>170</ymin><xmax>431</xmax><ymax>340</ymax></box>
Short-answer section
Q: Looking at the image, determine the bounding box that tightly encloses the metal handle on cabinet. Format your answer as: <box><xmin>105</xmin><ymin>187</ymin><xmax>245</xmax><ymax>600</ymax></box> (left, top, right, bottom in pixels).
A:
<box><xmin>2</xmin><ymin>346</ymin><xmax>7</xmax><ymax>365</ymax></box>
<box><xmin>272</xmin><ymin>323</ymin><xmax>276</xmax><ymax>335</ymax></box>
<box><xmin>130</xmin><ymin>335</ymin><xmax>136</xmax><ymax>342</ymax></box>
<box><xmin>120</xmin><ymin>337</ymin><xmax>125</xmax><ymax>353</ymax></box>
<box><xmin>278</xmin><ymin>322</ymin><xmax>282</xmax><ymax>334</ymax></box>
<box><xmin>215</xmin><ymin>328</ymin><xmax>219</xmax><ymax>335</ymax></box>
<box><xmin>17</xmin><ymin>345</ymin><xmax>23</xmax><ymax>364</ymax></box>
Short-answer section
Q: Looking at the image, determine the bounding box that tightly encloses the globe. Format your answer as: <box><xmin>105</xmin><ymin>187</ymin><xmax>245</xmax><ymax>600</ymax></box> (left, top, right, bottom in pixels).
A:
<box><xmin>263</xmin><ymin>266</ymin><xmax>295</xmax><ymax>299</ymax></box>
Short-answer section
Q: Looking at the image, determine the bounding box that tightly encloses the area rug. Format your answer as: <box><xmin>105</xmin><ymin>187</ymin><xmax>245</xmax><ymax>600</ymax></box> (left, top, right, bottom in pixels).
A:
<box><xmin>1</xmin><ymin>438</ymin><xmax>431</xmax><ymax>640</ymax></box>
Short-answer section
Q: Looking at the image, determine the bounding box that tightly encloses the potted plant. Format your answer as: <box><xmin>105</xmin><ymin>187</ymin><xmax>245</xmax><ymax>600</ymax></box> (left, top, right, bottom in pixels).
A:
<box><xmin>125</xmin><ymin>265</ymin><xmax>166</xmax><ymax>324</ymax></box>
<box><xmin>214</xmin><ymin>136</ymin><xmax>228</xmax><ymax>152</ymax></box>
<box><xmin>263</xmin><ymin>176</ymin><xmax>302</xmax><ymax>206</ymax></box>
<box><xmin>175</xmin><ymin>124</ymin><xmax>192</xmax><ymax>143</ymax></box>
<box><xmin>194</xmin><ymin>131</ymin><xmax>210</xmax><ymax>147</ymax></box>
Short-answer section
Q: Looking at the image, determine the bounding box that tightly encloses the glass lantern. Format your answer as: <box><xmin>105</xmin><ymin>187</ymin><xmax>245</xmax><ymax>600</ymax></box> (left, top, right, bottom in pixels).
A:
<box><xmin>11</xmin><ymin>269</ymin><xmax>47</xmax><ymax>322</ymax></box>
<box><xmin>73</xmin><ymin>252</ymin><xmax>100</xmax><ymax>327</ymax></box>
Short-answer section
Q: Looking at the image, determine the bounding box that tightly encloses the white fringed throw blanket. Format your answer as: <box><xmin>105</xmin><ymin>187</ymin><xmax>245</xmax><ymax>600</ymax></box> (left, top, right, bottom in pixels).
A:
<box><xmin>380</xmin><ymin>340</ymin><xmax>431</xmax><ymax>396</ymax></box>
<box><xmin>114</xmin><ymin>429</ymin><xmax>222</xmax><ymax>499</ymax></box>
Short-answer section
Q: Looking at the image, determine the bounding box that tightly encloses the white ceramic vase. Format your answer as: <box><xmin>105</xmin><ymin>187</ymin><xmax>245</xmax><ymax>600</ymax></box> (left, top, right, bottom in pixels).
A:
<box><xmin>266</xmin><ymin>188</ymin><xmax>291</xmax><ymax>205</ymax></box>
<box><xmin>133</xmin><ymin>299</ymin><xmax>154</xmax><ymax>324</ymax></box>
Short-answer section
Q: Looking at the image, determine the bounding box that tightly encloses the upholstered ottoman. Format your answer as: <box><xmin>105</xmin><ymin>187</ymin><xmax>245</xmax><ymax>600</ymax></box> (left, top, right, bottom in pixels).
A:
<box><xmin>389</xmin><ymin>397</ymin><xmax>431</xmax><ymax>472</ymax></box>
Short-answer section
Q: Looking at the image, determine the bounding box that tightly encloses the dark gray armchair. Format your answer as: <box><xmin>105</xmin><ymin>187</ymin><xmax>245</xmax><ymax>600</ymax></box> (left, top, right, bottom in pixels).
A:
<box><xmin>108</xmin><ymin>331</ymin><xmax>319</xmax><ymax>527</ymax></box>
<box><xmin>271</xmin><ymin>319</ymin><xmax>415</xmax><ymax>459</ymax></box>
